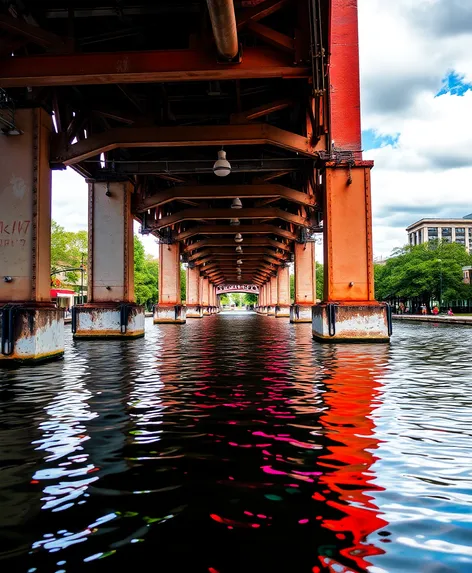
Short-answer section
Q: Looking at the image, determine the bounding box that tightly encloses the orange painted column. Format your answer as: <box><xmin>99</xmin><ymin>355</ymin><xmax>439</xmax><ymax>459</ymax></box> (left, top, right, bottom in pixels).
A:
<box><xmin>290</xmin><ymin>241</ymin><xmax>316</xmax><ymax>323</ymax></box>
<box><xmin>75</xmin><ymin>179</ymin><xmax>145</xmax><ymax>339</ymax></box>
<box><xmin>201</xmin><ymin>277</ymin><xmax>210</xmax><ymax>315</ymax></box>
<box><xmin>312</xmin><ymin>0</ymin><xmax>390</xmax><ymax>341</ymax></box>
<box><xmin>312</xmin><ymin>164</ymin><xmax>389</xmax><ymax>342</ymax></box>
<box><xmin>186</xmin><ymin>265</ymin><xmax>203</xmax><ymax>318</ymax></box>
<box><xmin>154</xmin><ymin>243</ymin><xmax>186</xmax><ymax>323</ymax></box>
<box><xmin>260</xmin><ymin>282</ymin><xmax>268</xmax><ymax>314</ymax></box>
<box><xmin>275</xmin><ymin>265</ymin><xmax>290</xmax><ymax>317</ymax></box>
<box><xmin>267</xmin><ymin>276</ymin><xmax>277</xmax><ymax>315</ymax></box>
<box><xmin>0</xmin><ymin>108</ymin><xmax>64</xmax><ymax>363</ymax></box>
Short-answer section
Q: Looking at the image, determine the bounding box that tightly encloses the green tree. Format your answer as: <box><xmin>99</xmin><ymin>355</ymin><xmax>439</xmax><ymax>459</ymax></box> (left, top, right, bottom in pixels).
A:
<box><xmin>242</xmin><ymin>293</ymin><xmax>258</xmax><ymax>306</ymax></box>
<box><xmin>50</xmin><ymin>221</ymin><xmax>88</xmax><ymax>284</ymax></box>
<box><xmin>134</xmin><ymin>236</ymin><xmax>158</xmax><ymax>309</ymax></box>
<box><xmin>375</xmin><ymin>241</ymin><xmax>472</xmax><ymax>307</ymax></box>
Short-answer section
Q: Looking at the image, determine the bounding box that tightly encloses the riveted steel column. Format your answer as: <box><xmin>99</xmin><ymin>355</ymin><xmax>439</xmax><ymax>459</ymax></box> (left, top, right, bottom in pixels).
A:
<box><xmin>74</xmin><ymin>180</ymin><xmax>145</xmax><ymax>338</ymax></box>
<box><xmin>0</xmin><ymin>108</ymin><xmax>64</xmax><ymax>364</ymax></box>
<box><xmin>154</xmin><ymin>242</ymin><xmax>186</xmax><ymax>324</ymax></box>
<box><xmin>276</xmin><ymin>265</ymin><xmax>290</xmax><ymax>317</ymax></box>
<box><xmin>186</xmin><ymin>265</ymin><xmax>203</xmax><ymax>318</ymax></box>
<box><xmin>290</xmin><ymin>241</ymin><xmax>316</xmax><ymax>323</ymax></box>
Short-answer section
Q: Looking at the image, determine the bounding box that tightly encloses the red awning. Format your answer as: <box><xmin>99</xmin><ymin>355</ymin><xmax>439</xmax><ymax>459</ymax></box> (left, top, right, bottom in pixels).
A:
<box><xmin>50</xmin><ymin>289</ymin><xmax>76</xmax><ymax>297</ymax></box>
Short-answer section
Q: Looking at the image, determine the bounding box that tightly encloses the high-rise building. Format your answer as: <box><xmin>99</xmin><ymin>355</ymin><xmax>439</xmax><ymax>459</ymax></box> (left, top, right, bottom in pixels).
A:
<box><xmin>406</xmin><ymin>214</ymin><xmax>472</xmax><ymax>252</ymax></box>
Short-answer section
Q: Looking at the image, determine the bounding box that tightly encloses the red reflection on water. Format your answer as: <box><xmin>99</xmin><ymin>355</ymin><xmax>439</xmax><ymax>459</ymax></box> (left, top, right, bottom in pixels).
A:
<box><xmin>317</xmin><ymin>347</ymin><xmax>389</xmax><ymax>571</ymax></box>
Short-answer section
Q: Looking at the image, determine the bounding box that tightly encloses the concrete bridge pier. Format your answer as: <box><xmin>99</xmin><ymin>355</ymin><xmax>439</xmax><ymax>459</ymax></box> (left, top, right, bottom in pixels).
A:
<box><xmin>186</xmin><ymin>266</ymin><xmax>203</xmax><ymax>318</ymax></box>
<box><xmin>275</xmin><ymin>265</ymin><xmax>290</xmax><ymax>318</ymax></box>
<box><xmin>290</xmin><ymin>242</ymin><xmax>316</xmax><ymax>323</ymax></box>
<box><xmin>261</xmin><ymin>283</ymin><xmax>269</xmax><ymax>314</ymax></box>
<box><xmin>0</xmin><ymin>108</ymin><xmax>64</xmax><ymax>364</ymax></box>
<box><xmin>154</xmin><ymin>243</ymin><xmax>186</xmax><ymax>324</ymax></box>
<box><xmin>312</xmin><ymin>164</ymin><xmax>390</xmax><ymax>342</ymax></box>
<box><xmin>201</xmin><ymin>277</ymin><xmax>211</xmax><ymax>316</ymax></box>
<box><xmin>267</xmin><ymin>276</ymin><xmax>277</xmax><ymax>315</ymax></box>
<box><xmin>74</xmin><ymin>181</ymin><xmax>145</xmax><ymax>338</ymax></box>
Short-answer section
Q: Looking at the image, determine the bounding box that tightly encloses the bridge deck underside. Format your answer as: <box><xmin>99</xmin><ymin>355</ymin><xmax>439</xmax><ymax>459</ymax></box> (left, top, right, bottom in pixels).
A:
<box><xmin>0</xmin><ymin>0</ymin><xmax>330</xmax><ymax>285</ymax></box>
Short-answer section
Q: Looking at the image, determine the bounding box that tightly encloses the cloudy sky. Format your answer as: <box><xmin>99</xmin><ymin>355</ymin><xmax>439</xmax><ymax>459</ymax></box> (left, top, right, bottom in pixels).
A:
<box><xmin>52</xmin><ymin>0</ymin><xmax>472</xmax><ymax>259</ymax></box>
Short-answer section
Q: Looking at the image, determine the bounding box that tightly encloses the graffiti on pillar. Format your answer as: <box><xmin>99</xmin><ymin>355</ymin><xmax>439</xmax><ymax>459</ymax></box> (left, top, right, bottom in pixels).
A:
<box><xmin>216</xmin><ymin>284</ymin><xmax>260</xmax><ymax>294</ymax></box>
<box><xmin>0</xmin><ymin>220</ymin><xmax>30</xmax><ymax>247</ymax></box>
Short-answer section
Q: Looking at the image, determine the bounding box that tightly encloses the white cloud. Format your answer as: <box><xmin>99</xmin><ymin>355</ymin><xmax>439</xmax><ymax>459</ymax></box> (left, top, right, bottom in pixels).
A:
<box><xmin>359</xmin><ymin>0</ymin><xmax>472</xmax><ymax>257</ymax></box>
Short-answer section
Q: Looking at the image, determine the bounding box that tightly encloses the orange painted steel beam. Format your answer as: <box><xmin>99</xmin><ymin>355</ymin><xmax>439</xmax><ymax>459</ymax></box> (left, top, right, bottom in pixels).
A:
<box><xmin>0</xmin><ymin>47</ymin><xmax>309</xmax><ymax>88</ymax></box>
<box><xmin>230</xmin><ymin>98</ymin><xmax>294</xmax><ymax>124</ymax></box>
<box><xmin>188</xmin><ymin>248</ymin><xmax>283</xmax><ymax>261</ymax></box>
<box><xmin>174</xmin><ymin>224</ymin><xmax>297</xmax><ymax>242</ymax></box>
<box><xmin>323</xmin><ymin>162</ymin><xmax>375</xmax><ymax>302</ymax></box>
<box><xmin>137</xmin><ymin>184</ymin><xmax>314</xmax><ymax>210</ymax></box>
<box><xmin>0</xmin><ymin>14</ymin><xmax>70</xmax><ymax>51</ymax></box>
<box><xmin>183</xmin><ymin>237</ymin><xmax>290</xmax><ymax>252</ymax></box>
<box><xmin>237</xmin><ymin>0</ymin><xmax>290</xmax><ymax>30</ymax></box>
<box><xmin>329</xmin><ymin>0</ymin><xmax>362</xmax><ymax>153</ymax></box>
<box><xmin>52</xmin><ymin>123</ymin><xmax>315</xmax><ymax>166</ymax></box>
<box><xmin>152</xmin><ymin>207</ymin><xmax>308</xmax><ymax>230</ymax></box>
<box><xmin>246</xmin><ymin>20</ymin><xmax>294</xmax><ymax>53</ymax></box>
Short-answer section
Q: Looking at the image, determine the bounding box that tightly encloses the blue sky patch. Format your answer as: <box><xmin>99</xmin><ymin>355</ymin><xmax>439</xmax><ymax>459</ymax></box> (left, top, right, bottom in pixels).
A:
<box><xmin>436</xmin><ymin>71</ymin><xmax>472</xmax><ymax>97</ymax></box>
<box><xmin>362</xmin><ymin>129</ymin><xmax>399</xmax><ymax>151</ymax></box>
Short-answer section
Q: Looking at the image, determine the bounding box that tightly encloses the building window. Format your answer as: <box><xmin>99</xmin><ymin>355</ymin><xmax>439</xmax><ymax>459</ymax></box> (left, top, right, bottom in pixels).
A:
<box><xmin>456</xmin><ymin>237</ymin><xmax>466</xmax><ymax>246</ymax></box>
<box><xmin>441</xmin><ymin>227</ymin><xmax>452</xmax><ymax>236</ymax></box>
<box><xmin>456</xmin><ymin>227</ymin><xmax>465</xmax><ymax>236</ymax></box>
<box><xmin>428</xmin><ymin>227</ymin><xmax>438</xmax><ymax>240</ymax></box>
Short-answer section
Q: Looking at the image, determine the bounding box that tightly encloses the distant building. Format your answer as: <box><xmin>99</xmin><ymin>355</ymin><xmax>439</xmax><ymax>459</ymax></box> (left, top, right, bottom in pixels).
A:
<box><xmin>406</xmin><ymin>214</ymin><xmax>472</xmax><ymax>252</ymax></box>
<box><xmin>463</xmin><ymin>266</ymin><xmax>472</xmax><ymax>285</ymax></box>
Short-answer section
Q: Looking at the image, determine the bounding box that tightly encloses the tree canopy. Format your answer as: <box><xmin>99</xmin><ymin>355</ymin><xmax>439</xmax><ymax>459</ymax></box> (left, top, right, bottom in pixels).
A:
<box><xmin>134</xmin><ymin>236</ymin><xmax>158</xmax><ymax>309</ymax></box>
<box><xmin>375</xmin><ymin>241</ymin><xmax>472</xmax><ymax>305</ymax></box>
<box><xmin>51</xmin><ymin>221</ymin><xmax>88</xmax><ymax>283</ymax></box>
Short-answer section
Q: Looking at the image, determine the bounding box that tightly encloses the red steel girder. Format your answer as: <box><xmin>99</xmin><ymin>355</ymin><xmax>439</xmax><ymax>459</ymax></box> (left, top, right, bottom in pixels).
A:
<box><xmin>52</xmin><ymin>123</ymin><xmax>315</xmax><ymax>165</ymax></box>
<box><xmin>137</xmin><ymin>184</ymin><xmax>314</xmax><ymax>211</ymax></box>
<box><xmin>183</xmin><ymin>237</ymin><xmax>290</xmax><ymax>252</ymax></box>
<box><xmin>174</xmin><ymin>224</ymin><xmax>297</xmax><ymax>242</ymax></box>
<box><xmin>0</xmin><ymin>47</ymin><xmax>309</xmax><ymax>88</ymax></box>
<box><xmin>151</xmin><ymin>207</ymin><xmax>309</xmax><ymax>230</ymax></box>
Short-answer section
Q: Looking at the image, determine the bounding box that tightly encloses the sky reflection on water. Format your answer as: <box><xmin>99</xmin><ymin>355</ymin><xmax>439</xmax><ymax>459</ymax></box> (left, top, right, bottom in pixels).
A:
<box><xmin>0</xmin><ymin>315</ymin><xmax>471</xmax><ymax>572</ymax></box>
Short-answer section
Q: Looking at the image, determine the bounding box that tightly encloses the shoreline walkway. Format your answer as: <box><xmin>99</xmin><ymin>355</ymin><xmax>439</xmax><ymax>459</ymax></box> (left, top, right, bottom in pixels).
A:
<box><xmin>393</xmin><ymin>314</ymin><xmax>472</xmax><ymax>326</ymax></box>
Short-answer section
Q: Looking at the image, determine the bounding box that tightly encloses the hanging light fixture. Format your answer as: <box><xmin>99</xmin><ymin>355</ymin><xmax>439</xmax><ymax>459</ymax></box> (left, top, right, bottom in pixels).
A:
<box><xmin>236</xmin><ymin>259</ymin><xmax>243</xmax><ymax>265</ymax></box>
<box><xmin>234</xmin><ymin>233</ymin><xmax>243</xmax><ymax>243</ymax></box>
<box><xmin>235</xmin><ymin>246</ymin><xmax>243</xmax><ymax>253</ymax></box>
<box><xmin>213</xmin><ymin>148</ymin><xmax>231</xmax><ymax>177</ymax></box>
<box><xmin>230</xmin><ymin>218</ymin><xmax>240</xmax><ymax>226</ymax></box>
<box><xmin>231</xmin><ymin>197</ymin><xmax>242</xmax><ymax>209</ymax></box>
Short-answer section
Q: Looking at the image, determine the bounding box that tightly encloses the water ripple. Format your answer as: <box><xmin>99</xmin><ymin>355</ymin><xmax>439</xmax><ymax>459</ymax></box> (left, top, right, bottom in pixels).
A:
<box><xmin>0</xmin><ymin>314</ymin><xmax>471</xmax><ymax>572</ymax></box>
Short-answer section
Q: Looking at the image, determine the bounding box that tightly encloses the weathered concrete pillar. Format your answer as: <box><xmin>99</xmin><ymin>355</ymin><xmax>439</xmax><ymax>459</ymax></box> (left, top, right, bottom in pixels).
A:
<box><xmin>186</xmin><ymin>265</ymin><xmax>203</xmax><ymax>318</ymax></box>
<box><xmin>260</xmin><ymin>282</ymin><xmax>268</xmax><ymax>313</ymax></box>
<box><xmin>154</xmin><ymin>243</ymin><xmax>186</xmax><ymax>323</ymax></box>
<box><xmin>275</xmin><ymin>265</ymin><xmax>290</xmax><ymax>317</ymax></box>
<box><xmin>0</xmin><ymin>108</ymin><xmax>63</xmax><ymax>364</ymax></box>
<box><xmin>201</xmin><ymin>277</ymin><xmax>210</xmax><ymax>315</ymax></box>
<box><xmin>312</xmin><ymin>164</ymin><xmax>390</xmax><ymax>342</ymax></box>
<box><xmin>290</xmin><ymin>241</ymin><xmax>316</xmax><ymax>323</ymax></box>
<box><xmin>267</xmin><ymin>275</ymin><xmax>277</xmax><ymax>315</ymax></box>
<box><xmin>74</xmin><ymin>181</ymin><xmax>144</xmax><ymax>338</ymax></box>
<box><xmin>208</xmin><ymin>283</ymin><xmax>215</xmax><ymax>313</ymax></box>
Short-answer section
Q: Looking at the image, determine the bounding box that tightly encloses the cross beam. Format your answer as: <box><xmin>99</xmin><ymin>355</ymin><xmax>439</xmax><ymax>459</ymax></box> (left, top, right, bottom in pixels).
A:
<box><xmin>150</xmin><ymin>207</ymin><xmax>308</xmax><ymax>230</ymax></box>
<box><xmin>52</xmin><ymin>124</ymin><xmax>315</xmax><ymax>165</ymax></box>
<box><xmin>174</xmin><ymin>224</ymin><xmax>297</xmax><ymax>242</ymax></box>
<box><xmin>136</xmin><ymin>184</ymin><xmax>315</xmax><ymax>210</ymax></box>
<box><xmin>0</xmin><ymin>47</ymin><xmax>309</xmax><ymax>88</ymax></box>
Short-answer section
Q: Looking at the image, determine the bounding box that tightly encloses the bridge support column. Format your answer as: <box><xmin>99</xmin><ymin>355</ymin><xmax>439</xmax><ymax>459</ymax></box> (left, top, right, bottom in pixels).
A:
<box><xmin>74</xmin><ymin>180</ymin><xmax>144</xmax><ymax>338</ymax></box>
<box><xmin>0</xmin><ymin>108</ymin><xmax>63</xmax><ymax>364</ymax></box>
<box><xmin>267</xmin><ymin>276</ymin><xmax>277</xmax><ymax>315</ymax></box>
<box><xmin>154</xmin><ymin>243</ymin><xmax>186</xmax><ymax>324</ymax></box>
<box><xmin>290</xmin><ymin>241</ymin><xmax>316</xmax><ymax>323</ymax></box>
<box><xmin>201</xmin><ymin>277</ymin><xmax>210</xmax><ymax>315</ymax></box>
<box><xmin>312</xmin><ymin>164</ymin><xmax>390</xmax><ymax>342</ymax></box>
<box><xmin>262</xmin><ymin>283</ymin><xmax>269</xmax><ymax>313</ymax></box>
<box><xmin>275</xmin><ymin>265</ymin><xmax>290</xmax><ymax>317</ymax></box>
<box><xmin>186</xmin><ymin>266</ymin><xmax>203</xmax><ymax>318</ymax></box>
<box><xmin>209</xmin><ymin>283</ymin><xmax>216</xmax><ymax>314</ymax></box>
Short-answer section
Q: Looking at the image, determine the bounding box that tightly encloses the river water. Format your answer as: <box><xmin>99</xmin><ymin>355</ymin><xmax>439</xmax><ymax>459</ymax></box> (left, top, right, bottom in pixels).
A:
<box><xmin>0</xmin><ymin>313</ymin><xmax>471</xmax><ymax>573</ymax></box>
